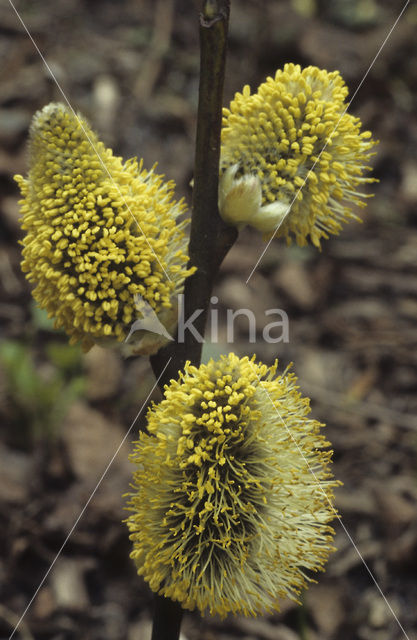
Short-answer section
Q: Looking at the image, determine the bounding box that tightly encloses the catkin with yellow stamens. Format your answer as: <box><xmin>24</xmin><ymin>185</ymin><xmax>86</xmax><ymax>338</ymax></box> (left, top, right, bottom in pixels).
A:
<box><xmin>126</xmin><ymin>353</ymin><xmax>339</xmax><ymax>617</ymax></box>
<box><xmin>219</xmin><ymin>64</ymin><xmax>377</xmax><ymax>247</ymax></box>
<box><xmin>15</xmin><ymin>103</ymin><xmax>194</xmax><ymax>354</ymax></box>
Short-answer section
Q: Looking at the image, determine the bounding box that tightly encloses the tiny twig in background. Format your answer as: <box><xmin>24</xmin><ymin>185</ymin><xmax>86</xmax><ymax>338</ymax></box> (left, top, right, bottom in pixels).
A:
<box><xmin>135</xmin><ymin>0</ymin><xmax>174</xmax><ymax>104</ymax></box>
<box><xmin>0</xmin><ymin>604</ymin><xmax>35</xmax><ymax>640</ymax></box>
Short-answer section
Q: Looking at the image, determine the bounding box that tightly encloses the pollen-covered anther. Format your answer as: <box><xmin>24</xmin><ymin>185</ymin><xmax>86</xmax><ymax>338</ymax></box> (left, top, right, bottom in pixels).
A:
<box><xmin>15</xmin><ymin>103</ymin><xmax>195</xmax><ymax>354</ymax></box>
<box><xmin>219</xmin><ymin>63</ymin><xmax>378</xmax><ymax>247</ymax></box>
<box><xmin>126</xmin><ymin>353</ymin><xmax>340</xmax><ymax>617</ymax></box>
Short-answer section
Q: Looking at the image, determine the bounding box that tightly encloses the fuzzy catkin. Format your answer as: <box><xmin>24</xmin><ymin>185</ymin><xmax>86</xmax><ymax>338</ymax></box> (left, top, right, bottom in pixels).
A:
<box><xmin>127</xmin><ymin>353</ymin><xmax>339</xmax><ymax>616</ymax></box>
<box><xmin>15</xmin><ymin>103</ymin><xmax>194</xmax><ymax>354</ymax></box>
<box><xmin>219</xmin><ymin>64</ymin><xmax>377</xmax><ymax>246</ymax></box>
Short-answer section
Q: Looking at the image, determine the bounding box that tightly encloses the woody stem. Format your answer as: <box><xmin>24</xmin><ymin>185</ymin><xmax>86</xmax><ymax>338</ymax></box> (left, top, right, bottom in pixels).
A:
<box><xmin>149</xmin><ymin>1</ymin><xmax>233</xmax><ymax>638</ymax></box>
<box><xmin>150</xmin><ymin>0</ymin><xmax>235</xmax><ymax>389</ymax></box>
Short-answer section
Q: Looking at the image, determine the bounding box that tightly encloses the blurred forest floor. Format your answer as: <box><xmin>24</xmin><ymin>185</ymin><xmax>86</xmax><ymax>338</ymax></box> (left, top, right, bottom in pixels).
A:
<box><xmin>0</xmin><ymin>1</ymin><xmax>417</xmax><ymax>639</ymax></box>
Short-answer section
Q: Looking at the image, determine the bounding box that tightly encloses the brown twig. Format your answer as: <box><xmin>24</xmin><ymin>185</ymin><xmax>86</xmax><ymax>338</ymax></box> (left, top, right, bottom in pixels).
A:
<box><xmin>149</xmin><ymin>1</ymin><xmax>232</xmax><ymax>638</ymax></box>
<box><xmin>181</xmin><ymin>0</ymin><xmax>236</xmax><ymax>367</ymax></box>
<box><xmin>150</xmin><ymin>0</ymin><xmax>235</xmax><ymax>390</ymax></box>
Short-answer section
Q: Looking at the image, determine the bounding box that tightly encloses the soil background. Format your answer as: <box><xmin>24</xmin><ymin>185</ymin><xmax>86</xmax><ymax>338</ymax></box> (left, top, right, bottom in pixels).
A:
<box><xmin>0</xmin><ymin>1</ymin><xmax>417</xmax><ymax>639</ymax></box>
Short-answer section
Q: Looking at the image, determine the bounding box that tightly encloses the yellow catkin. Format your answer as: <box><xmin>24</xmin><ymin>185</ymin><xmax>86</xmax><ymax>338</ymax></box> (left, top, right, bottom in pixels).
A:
<box><xmin>15</xmin><ymin>103</ymin><xmax>194</xmax><ymax>354</ymax></box>
<box><xmin>220</xmin><ymin>63</ymin><xmax>377</xmax><ymax>247</ymax></box>
<box><xmin>126</xmin><ymin>353</ymin><xmax>339</xmax><ymax>617</ymax></box>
